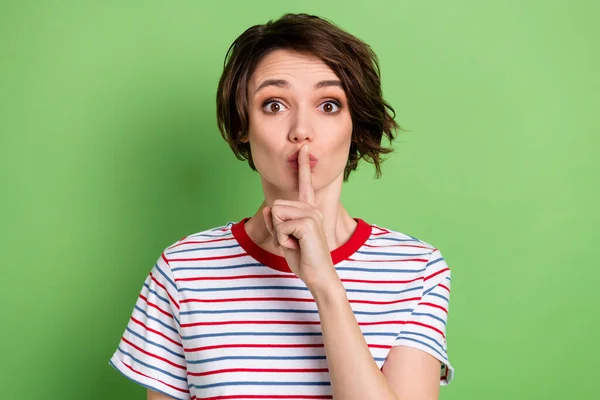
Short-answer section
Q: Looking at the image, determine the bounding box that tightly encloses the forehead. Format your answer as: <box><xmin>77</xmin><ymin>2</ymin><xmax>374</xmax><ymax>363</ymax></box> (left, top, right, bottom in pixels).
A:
<box><xmin>249</xmin><ymin>49</ymin><xmax>338</xmax><ymax>88</ymax></box>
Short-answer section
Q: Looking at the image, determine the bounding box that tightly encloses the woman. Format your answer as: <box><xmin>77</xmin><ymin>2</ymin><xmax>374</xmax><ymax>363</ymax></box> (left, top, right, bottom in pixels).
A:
<box><xmin>110</xmin><ymin>13</ymin><xmax>454</xmax><ymax>400</ymax></box>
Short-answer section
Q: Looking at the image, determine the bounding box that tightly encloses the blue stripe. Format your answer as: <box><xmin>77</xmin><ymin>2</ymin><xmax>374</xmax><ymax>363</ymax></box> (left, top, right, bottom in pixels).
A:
<box><xmin>166</xmin><ymin>244</ymin><xmax>241</xmax><ymax>255</ymax></box>
<box><xmin>395</xmin><ymin>334</ymin><xmax>447</xmax><ymax>362</ymax></box>
<box><xmin>188</xmin><ymin>231</ymin><xmax>232</xmax><ymax>238</ymax></box>
<box><xmin>190</xmin><ymin>381</ymin><xmax>331</xmax><ymax>389</ymax></box>
<box><xmin>356</xmin><ymin>250</ymin><xmax>430</xmax><ymax>257</ymax></box>
<box><xmin>138</xmin><ymin>293</ymin><xmax>180</xmax><ymax>326</ymax></box>
<box><xmin>144</xmin><ymin>283</ymin><xmax>169</xmax><ymax>305</ymax></box>
<box><xmin>134</xmin><ymin>305</ymin><xmax>178</xmax><ymax>334</ymax></box>
<box><xmin>177</xmin><ymin>285</ymin><xmax>422</xmax><ymax>295</ymax></box>
<box><xmin>188</xmin><ymin>356</ymin><xmax>384</xmax><ymax>364</ymax></box>
<box><xmin>182</xmin><ymin>331</ymin><xmax>323</xmax><ymax>340</ymax></box>
<box><xmin>336</xmin><ymin>266</ymin><xmax>426</xmax><ymax>273</ymax></box>
<box><xmin>426</xmin><ymin>256</ymin><xmax>444</xmax><ymax>267</ymax></box>
<box><xmin>116</xmin><ymin>346</ymin><xmax>187</xmax><ymax>382</ymax></box>
<box><xmin>109</xmin><ymin>359</ymin><xmax>187</xmax><ymax>400</ymax></box>
<box><xmin>428</xmin><ymin>292</ymin><xmax>449</xmax><ymax>302</ymax></box>
<box><xmin>347</xmin><ymin>286</ymin><xmax>422</xmax><ymax>295</ymax></box>
<box><xmin>406</xmin><ymin>234</ymin><xmax>424</xmax><ymax>243</ymax></box>
<box><xmin>399</xmin><ymin>331</ymin><xmax>446</xmax><ymax>352</ymax></box>
<box><xmin>171</xmin><ymin>262</ymin><xmax>265</xmax><ymax>272</ymax></box>
<box><xmin>412</xmin><ymin>312</ymin><xmax>447</xmax><ymax>325</ymax></box>
<box><xmin>423</xmin><ymin>281</ymin><xmax>450</xmax><ymax>296</ymax></box>
<box><xmin>125</xmin><ymin>327</ymin><xmax>185</xmax><ymax>359</ymax></box>
<box><xmin>181</xmin><ymin>331</ymin><xmax>398</xmax><ymax>341</ymax></box>
<box><xmin>368</xmin><ymin>237</ymin><xmax>422</xmax><ymax>243</ymax></box>
<box><xmin>154</xmin><ymin>263</ymin><xmax>177</xmax><ymax>291</ymax></box>
<box><xmin>187</xmin><ymin>355</ymin><xmax>327</xmax><ymax>365</ymax></box>
<box><xmin>178</xmin><ymin>285</ymin><xmax>308</xmax><ymax>293</ymax></box>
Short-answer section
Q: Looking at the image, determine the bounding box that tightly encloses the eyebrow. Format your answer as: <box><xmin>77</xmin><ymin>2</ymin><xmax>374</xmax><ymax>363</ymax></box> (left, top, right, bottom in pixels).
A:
<box><xmin>254</xmin><ymin>79</ymin><xmax>343</xmax><ymax>94</ymax></box>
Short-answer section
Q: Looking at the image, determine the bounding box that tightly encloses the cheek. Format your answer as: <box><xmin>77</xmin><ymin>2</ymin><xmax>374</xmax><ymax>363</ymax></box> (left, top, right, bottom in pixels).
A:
<box><xmin>326</xmin><ymin>115</ymin><xmax>353</xmax><ymax>149</ymax></box>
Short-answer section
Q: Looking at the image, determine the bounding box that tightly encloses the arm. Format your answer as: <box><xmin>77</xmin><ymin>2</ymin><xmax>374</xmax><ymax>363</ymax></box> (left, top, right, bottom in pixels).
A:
<box><xmin>147</xmin><ymin>389</ymin><xmax>178</xmax><ymax>400</ymax></box>
<box><xmin>312</xmin><ymin>279</ymin><xmax>441</xmax><ymax>400</ymax></box>
<box><xmin>108</xmin><ymin>253</ymin><xmax>190</xmax><ymax>399</ymax></box>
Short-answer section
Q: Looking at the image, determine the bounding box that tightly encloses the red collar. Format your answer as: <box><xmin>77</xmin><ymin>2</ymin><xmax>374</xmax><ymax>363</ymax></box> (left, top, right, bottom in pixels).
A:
<box><xmin>231</xmin><ymin>217</ymin><xmax>372</xmax><ymax>273</ymax></box>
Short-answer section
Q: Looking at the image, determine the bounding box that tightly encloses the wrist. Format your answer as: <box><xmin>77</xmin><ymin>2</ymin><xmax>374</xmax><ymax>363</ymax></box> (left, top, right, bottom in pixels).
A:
<box><xmin>308</xmin><ymin>273</ymin><xmax>346</xmax><ymax>305</ymax></box>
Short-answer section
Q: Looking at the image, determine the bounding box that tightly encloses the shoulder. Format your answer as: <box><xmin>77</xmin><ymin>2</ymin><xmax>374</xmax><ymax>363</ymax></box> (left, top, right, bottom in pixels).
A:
<box><xmin>365</xmin><ymin>221</ymin><xmax>452</xmax><ymax>288</ymax></box>
<box><xmin>366</xmin><ymin>221</ymin><xmax>438</xmax><ymax>255</ymax></box>
<box><xmin>163</xmin><ymin>220</ymin><xmax>237</xmax><ymax>251</ymax></box>
<box><xmin>364</xmin><ymin>221</ymin><xmax>450</xmax><ymax>273</ymax></box>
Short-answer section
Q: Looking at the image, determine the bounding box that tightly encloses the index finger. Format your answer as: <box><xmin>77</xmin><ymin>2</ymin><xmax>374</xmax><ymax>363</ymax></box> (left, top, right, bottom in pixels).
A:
<box><xmin>298</xmin><ymin>143</ymin><xmax>315</xmax><ymax>205</ymax></box>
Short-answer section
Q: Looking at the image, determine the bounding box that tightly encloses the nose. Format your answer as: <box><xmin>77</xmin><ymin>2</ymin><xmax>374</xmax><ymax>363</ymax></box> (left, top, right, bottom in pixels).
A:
<box><xmin>287</xmin><ymin>106</ymin><xmax>314</xmax><ymax>143</ymax></box>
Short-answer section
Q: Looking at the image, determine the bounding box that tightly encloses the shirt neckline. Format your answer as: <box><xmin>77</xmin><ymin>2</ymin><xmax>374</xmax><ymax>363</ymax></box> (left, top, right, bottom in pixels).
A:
<box><xmin>231</xmin><ymin>217</ymin><xmax>372</xmax><ymax>273</ymax></box>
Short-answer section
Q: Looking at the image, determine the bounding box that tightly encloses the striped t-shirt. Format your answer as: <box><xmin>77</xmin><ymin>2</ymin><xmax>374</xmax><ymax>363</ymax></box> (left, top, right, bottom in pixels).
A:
<box><xmin>109</xmin><ymin>217</ymin><xmax>454</xmax><ymax>399</ymax></box>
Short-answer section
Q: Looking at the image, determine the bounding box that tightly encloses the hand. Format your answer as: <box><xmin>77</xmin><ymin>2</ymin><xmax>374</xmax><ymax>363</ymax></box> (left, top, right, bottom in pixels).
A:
<box><xmin>262</xmin><ymin>144</ymin><xmax>337</xmax><ymax>291</ymax></box>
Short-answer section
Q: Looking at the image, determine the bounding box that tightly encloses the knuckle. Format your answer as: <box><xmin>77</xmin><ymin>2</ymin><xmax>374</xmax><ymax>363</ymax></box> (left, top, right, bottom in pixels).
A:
<box><xmin>314</xmin><ymin>209</ymin><xmax>323</xmax><ymax>220</ymax></box>
<box><xmin>306</xmin><ymin>217</ymin><xmax>318</xmax><ymax>230</ymax></box>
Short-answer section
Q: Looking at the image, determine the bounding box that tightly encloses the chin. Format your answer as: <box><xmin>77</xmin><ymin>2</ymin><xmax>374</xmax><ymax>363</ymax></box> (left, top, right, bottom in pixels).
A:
<box><xmin>261</xmin><ymin>169</ymin><xmax>345</xmax><ymax>197</ymax></box>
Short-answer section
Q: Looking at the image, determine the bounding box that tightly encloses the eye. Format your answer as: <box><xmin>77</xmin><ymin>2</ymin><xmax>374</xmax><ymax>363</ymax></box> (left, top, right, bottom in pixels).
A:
<box><xmin>318</xmin><ymin>100</ymin><xmax>341</xmax><ymax>114</ymax></box>
<box><xmin>262</xmin><ymin>99</ymin><xmax>288</xmax><ymax>114</ymax></box>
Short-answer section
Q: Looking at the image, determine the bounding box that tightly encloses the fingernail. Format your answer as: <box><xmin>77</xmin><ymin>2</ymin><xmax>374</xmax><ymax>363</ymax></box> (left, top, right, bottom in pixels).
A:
<box><xmin>303</xmin><ymin>144</ymin><xmax>310</xmax><ymax>153</ymax></box>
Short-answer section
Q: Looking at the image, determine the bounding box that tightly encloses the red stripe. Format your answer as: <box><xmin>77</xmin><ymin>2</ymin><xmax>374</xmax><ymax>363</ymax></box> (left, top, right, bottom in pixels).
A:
<box><xmin>150</xmin><ymin>272</ymin><xmax>168</xmax><ymax>292</ymax></box>
<box><xmin>372</xmin><ymin>228</ymin><xmax>391</xmax><ymax>236</ymax></box>
<box><xmin>180</xmin><ymin>297</ymin><xmax>315</xmax><ymax>304</ymax></box>
<box><xmin>351</xmin><ymin>297</ymin><xmax>421</xmax><ymax>305</ymax></box>
<box><xmin>186</xmin><ymin>343</ymin><xmax>324</xmax><ymax>352</ymax></box>
<box><xmin>405</xmin><ymin>321</ymin><xmax>445</xmax><ymax>338</ymax></box>
<box><xmin>166</xmin><ymin>253</ymin><xmax>248</xmax><ymax>262</ymax></box>
<box><xmin>121</xmin><ymin>337</ymin><xmax>186</xmax><ymax>369</ymax></box>
<box><xmin>139</xmin><ymin>294</ymin><xmax>173</xmax><ymax>319</ymax></box>
<box><xmin>130</xmin><ymin>317</ymin><xmax>182</xmax><ymax>347</ymax></box>
<box><xmin>442</xmin><ymin>364</ymin><xmax>449</xmax><ymax>382</ymax></box>
<box><xmin>363</xmin><ymin>243</ymin><xmax>433</xmax><ymax>250</ymax></box>
<box><xmin>181</xmin><ymin>320</ymin><xmax>321</xmax><ymax>328</ymax></box>
<box><xmin>420</xmin><ymin>302</ymin><xmax>448</xmax><ymax>314</ymax></box>
<box><xmin>341</xmin><ymin>276</ymin><xmax>423</xmax><ymax>284</ymax></box>
<box><xmin>370</xmin><ymin>344</ymin><xmax>393</xmax><ymax>349</ymax></box>
<box><xmin>168</xmin><ymin>236</ymin><xmax>235</xmax><ymax>249</ymax></box>
<box><xmin>439</xmin><ymin>283</ymin><xmax>450</xmax><ymax>292</ymax></box>
<box><xmin>358</xmin><ymin>320</ymin><xmax>406</xmax><ymax>326</ymax></box>
<box><xmin>188</xmin><ymin>367</ymin><xmax>329</xmax><ymax>376</ymax></box>
<box><xmin>193</xmin><ymin>395</ymin><xmax>332</xmax><ymax>400</ymax></box>
<box><xmin>176</xmin><ymin>274</ymin><xmax>296</xmax><ymax>282</ymax></box>
<box><xmin>182</xmin><ymin>319</ymin><xmax>408</xmax><ymax>328</ymax></box>
<box><xmin>184</xmin><ymin>342</ymin><xmax>391</xmax><ymax>352</ymax></box>
<box><xmin>180</xmin><ymin>297</ymin><xmax>420</xmax><ymax>305</ymax></box>
<box><xmin>424</xmin><ymin>268</ymin><xmax>450</xmax><ymax>281</ymax></box>
<box><xmin>346</xmin><ymin>257</ymin><xmax>428</xmax><ymax>263</ymax></box>
<box><xmin>118</xmin><ymin>359</ymin><xmax>189</xmax><ymax>393</ymax></box>
<box><xmin>175</xmin><ymin>274</ymin><xmax>422</xmax><ymax>285</ymax></box>
<box><xmin>149</xmin><ymin>273</ymin><xmax>180</xmax><ymax>310</ymax></box>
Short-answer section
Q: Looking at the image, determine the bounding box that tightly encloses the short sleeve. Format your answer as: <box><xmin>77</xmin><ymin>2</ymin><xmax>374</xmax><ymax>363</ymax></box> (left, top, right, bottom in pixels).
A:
<box><xmin>109</xmin><ymin>252</ymin><xmax>190</xmax><ymax>399</ymax></box>
<box><xmin>393</xmin><ymin>248</ymin><xmax>455</xmax><ymax>384</ymax></box>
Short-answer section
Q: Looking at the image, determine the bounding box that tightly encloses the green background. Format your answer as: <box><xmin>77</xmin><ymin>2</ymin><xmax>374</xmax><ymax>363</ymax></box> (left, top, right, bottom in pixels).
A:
<box><xmin>1</xmin><ymin>1</ymin><xmax>598</xmax><ymax>399</ymax></box>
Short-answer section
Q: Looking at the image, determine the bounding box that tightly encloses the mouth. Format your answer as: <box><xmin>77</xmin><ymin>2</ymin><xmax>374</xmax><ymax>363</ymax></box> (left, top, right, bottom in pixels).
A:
<box><xmin>288</xmin><ymin>159</ymin><xmax>318</xmax><ymax>172</ymax></box>
<box><xmin>287</xmin><ymin>149</ymin><xmax>318</xmax><ymax>172</ymax></box>
<box><xmin>287</xmin><ymin>149</ymin><xmax>318</xmax><ymax>163</ymax></box>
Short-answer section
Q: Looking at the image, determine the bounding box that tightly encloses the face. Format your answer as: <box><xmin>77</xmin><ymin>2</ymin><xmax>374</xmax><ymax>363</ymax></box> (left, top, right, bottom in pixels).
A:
<box><xmin>244</xmin><ymin>49</ymin><xmax>353</xmax><ymax>198</ymax></box>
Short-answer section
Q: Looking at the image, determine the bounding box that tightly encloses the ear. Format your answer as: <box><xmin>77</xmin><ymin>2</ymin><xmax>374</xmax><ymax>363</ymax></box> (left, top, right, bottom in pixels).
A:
<box><xmin>239</xmin><ymin>132</ymin><xmax>249</xmax><ymax>143</ymax></box>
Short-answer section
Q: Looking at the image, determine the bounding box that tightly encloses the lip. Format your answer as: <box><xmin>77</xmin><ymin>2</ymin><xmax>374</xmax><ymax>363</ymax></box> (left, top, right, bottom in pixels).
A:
<box><xmin>287</xmin><ymin>149</ymin><xmax>318</xmax><ymax>172</ymax></box>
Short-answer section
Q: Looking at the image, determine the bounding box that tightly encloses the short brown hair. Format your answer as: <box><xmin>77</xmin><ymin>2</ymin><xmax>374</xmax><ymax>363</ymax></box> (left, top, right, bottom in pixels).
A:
<box><xmin>216</xmin><ymin>13</ymin><xmax>401</xmax><ymax>181</ymax></box>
